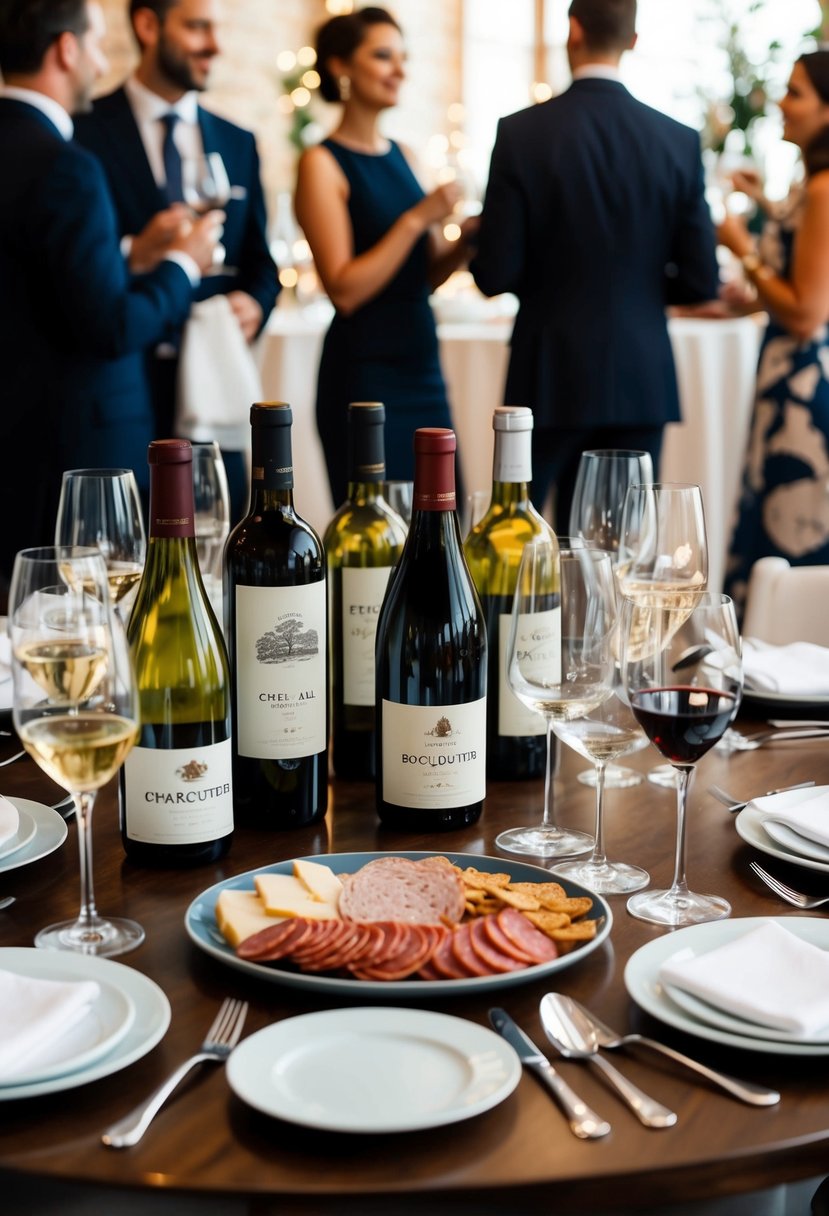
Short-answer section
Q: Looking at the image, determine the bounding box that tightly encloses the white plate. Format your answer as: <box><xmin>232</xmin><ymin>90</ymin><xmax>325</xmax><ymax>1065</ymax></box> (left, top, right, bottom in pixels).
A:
<box><xmin>185</xmin><ymin>851</ymin><xmax>612</xmax><ymax>998</ymax></box>
<box><xmin>226</xmin><ymin>1007</ymin><xmax>521</xmax><ymax>1133</ymax></box>
<box><xmin>0</xmin><ymin>798</ymin><xmax>67</xmax><ymax>873</ymax></box>
<box><xmin>743</xmin><ymin>688</ymin><xmax>829</xmax><ymax>709</ymax></box>
<box><xmin>736</xmin><ymin>803</ymin><xmax>829</xmax><ymax>874</ymax></box>
<box><xmin>625</xmin><ymin>918</ymin><xmax>829</xmax><ymax>1055</ymax></box>
<box><xmin>662</xmin><ymin>981</ymin><xmax>828</xmax><ymax>1045</ymax></box>
<box><xmin>763</xmin><ymin>821</ymin><xmax>829</xmax><ymax>863</ymax></box>
<box><xmin>0</xmin><ymin>804</ymin><xmax>36</xmax><ymax>862</ymax></box>
<box><xmin>0</xmin><ymin>948</ymin><xmax>170</xmax><ymax>1099</ymax></box>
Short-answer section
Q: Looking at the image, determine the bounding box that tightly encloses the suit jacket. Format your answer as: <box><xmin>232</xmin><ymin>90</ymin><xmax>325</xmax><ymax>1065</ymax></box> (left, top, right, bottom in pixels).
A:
<box><xmin>470</xmin><ymin>79</ymin><xmax>719</xmax><ymax>430</ymax></box>
<box><xmin>0</xmin><ymin>97</ymin><xmax>194</xmax><ymax>576</ymax></box>
<box><xmin>75</xmin><ymin>87</ymin><xmax>278</xmax><ymax>432</ymax></box>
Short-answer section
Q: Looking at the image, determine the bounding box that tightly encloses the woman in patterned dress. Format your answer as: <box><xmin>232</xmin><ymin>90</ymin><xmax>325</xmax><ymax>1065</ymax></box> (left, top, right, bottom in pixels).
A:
<box><xmin>717</xmin><ymin>50</ymin><xmax>829</xmax><ymax>617</ymax></box>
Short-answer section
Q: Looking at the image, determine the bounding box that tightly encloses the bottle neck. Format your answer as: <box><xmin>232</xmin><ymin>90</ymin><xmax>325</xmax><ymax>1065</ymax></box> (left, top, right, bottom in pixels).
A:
<box><xmin>346</xmin><ymin>480</ymin><xmax>382</xmax><ymax>506</ymax></box>
<box><xmin>491</xmin><ymin>428</ymin><xmax>533</xmax><ymax>507</ymax></box>
<box><xmin>346</xmin><ymin>411</ymin><xmax>386</xmax><ymax>506</ymax></box>
<box><xmin>249</xmin><ymin>421</ymin><xmax>295</xmax><ymax>513</ymax></box>
<box><xmin>148</xmin><ymin>458</ymin><xmax>196</xmax><ymax>541</ymax></box>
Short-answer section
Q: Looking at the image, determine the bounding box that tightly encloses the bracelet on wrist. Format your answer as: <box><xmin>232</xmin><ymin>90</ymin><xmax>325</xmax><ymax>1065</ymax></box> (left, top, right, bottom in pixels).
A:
<box><xmin>741</xmin><ymin>251</ymin><xmax>774</xmax><ymax>282</ymax></box>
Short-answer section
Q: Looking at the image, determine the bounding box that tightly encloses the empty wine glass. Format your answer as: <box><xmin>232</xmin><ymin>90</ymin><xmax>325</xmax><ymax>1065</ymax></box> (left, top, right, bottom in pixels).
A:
<box><xmin>382</xmin><ymin>480</ymin><xmax>413</xmax><ymax>527</ymax></box>
<box><xmin>620</xmin><ymin>591</ymin><xmax>742</xmax><ymax>926</ymax></box>
<box><xmin>618</xmin><ymin>483</ymin><xmax>708</xmax><ymax>791</ymax></box>
<box><xmin>55</xmin><ymin>469</ymin><xmax>146</xmax><ymax>615</ymax></box>
<box><xmin>569</xmin><ymin>449</ymin><xmax>654</xmax><ymax>790</ymax></box>
<box><xmin>191</xmin><ymin>441</ymin><xmax>230</xmax><ymax>619</ymax></box>
<box><xmin>181</xmin><ymin>151</ymin><xmax>232</xmax><ymax>270</ymax></box>
<box><xmin>10</xmin><ymin>547</ymin><xmax>141</xmax><ymax>955</ymax></box>
<box><xmin>497</xmin><ymin>539</ymin><xmax>616</xmax><ymax>858</ymax></box>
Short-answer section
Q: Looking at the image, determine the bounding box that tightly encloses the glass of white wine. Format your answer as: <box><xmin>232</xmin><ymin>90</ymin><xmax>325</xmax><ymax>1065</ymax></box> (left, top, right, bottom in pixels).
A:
<box><xmin>55</xmin><ymin>469</ymin><xmax>146</xmax><ymax>615</ymax></box>
<box><xmin>191</xmin><ymin>441</ymin><xmax>230</xmax><ymax>619</ymax></box>
<box><xmin>10</xmin><ymin>547</ymin><xmax>141</xmax><ymax>956</ymax></box>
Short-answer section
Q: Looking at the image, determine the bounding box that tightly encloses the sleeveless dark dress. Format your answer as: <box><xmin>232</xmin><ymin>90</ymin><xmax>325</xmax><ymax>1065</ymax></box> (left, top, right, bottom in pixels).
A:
<box><xmin>315</xmin><ymin>138</ymin><xmax>452</xmax><ymax>507</ymax></box>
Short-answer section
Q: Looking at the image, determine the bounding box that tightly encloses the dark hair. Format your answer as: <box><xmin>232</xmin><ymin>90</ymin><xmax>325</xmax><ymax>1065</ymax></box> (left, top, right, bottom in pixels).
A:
<box><xmin>568</xmin><ymin>0</ymin><xmax>636</xmax><ymax>53</ymax></box>
<box><xmin>315</xmin><ymin>6</ymin><xmax>401</xmax><ymax>103</ymax></box>
<box><xmin>799</xmin><ymin>51</ymin><xmax>829</xmax><ymax>176</ymax></box>
<box><xmin>0</xmin><ymin>0</ymin><xmax>89</xmax><ymax>75</ymax></box>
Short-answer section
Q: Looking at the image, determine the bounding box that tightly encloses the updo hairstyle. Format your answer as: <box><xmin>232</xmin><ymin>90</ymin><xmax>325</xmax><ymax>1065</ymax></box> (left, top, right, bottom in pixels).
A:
<box><xmin>315</xmin><ymin>6</ymin><xmax>401</xmax><ymax>103</ymax></box>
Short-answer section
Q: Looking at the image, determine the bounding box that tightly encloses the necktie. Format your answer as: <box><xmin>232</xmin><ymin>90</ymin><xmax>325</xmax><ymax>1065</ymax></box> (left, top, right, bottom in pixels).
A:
<box><xmin>161</xmin><ymin>111</ymin><xmax>183</xmax><ymax>203</ymax></box>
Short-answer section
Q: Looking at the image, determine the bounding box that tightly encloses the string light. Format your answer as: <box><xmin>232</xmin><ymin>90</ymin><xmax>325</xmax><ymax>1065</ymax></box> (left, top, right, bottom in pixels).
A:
<box><xmin>531</xmin><ymin>81</ymin><xmax>553</xmax><ymax>103</ymax></box>
<box><xmin>276</xmin><ymin>50</ymin><xmax>296</xmax><ymax>72</ymax></box>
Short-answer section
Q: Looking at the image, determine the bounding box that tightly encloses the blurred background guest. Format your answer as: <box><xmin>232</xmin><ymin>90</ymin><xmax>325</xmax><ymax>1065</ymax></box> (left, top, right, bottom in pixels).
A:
<box><xmin>294</xmin><ymin>6</ymin><xmax>475</xmax><ymax>508</ymax></box>
<box><xmin>75</xmin><ymin>0</ymin><xmax>278</xmax><ymax>524</ymax></box>
<box><xmin>0</xmin><ymin>0</ymin><xmax>216</xmax><ymax>587</ymax></box>
<box><xmin>470</xmin><ymin>0</ymin><xmax>719</xmax><ymax>532</ymax></box>
<box><xmin>717</xmin><ymin>49</ymin><xmax>829</xmax><ymax>617</ymax></box>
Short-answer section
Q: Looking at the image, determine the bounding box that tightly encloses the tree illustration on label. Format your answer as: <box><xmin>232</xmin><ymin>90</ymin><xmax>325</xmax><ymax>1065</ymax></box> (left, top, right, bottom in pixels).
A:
<box><xmin>256</xmin><ymin>615</ymin><xmax>319</xmax><ymax>663</ymax></box>
<box><xmin>428</xmin><ymin>716</ymin><xmax>453</xmax><ymax>737</ymax></box>
<box><xmin>178</xmin><ymin>759</ymin><xmax>208</xmax><ymax>781</ymax></box>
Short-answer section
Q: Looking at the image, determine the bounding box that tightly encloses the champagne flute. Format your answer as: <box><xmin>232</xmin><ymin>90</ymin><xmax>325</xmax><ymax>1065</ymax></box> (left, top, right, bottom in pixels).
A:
<box><xmin>191</xmin><ymin>441</ymin><xmax>230</xmax><ymax>619</ymax></box>
<box><xmin>55</xmin><ymin>469</ymin><xmax>146</xmax><ymax>615</ymax></box>
<box><xmin>620</xmin><ymin>591</ymin><xmax>742</xmax><ymax>926</ymax></box>
<box><xmin>569</xmin><ymin>449</ymin><xmax>654</xmax><ymax>790</ymax></box>
<box><xmin>618</xmin><ymin>482</ymin><xmax>708</xmax><ymax>790</ymax></box>
<box><xmin>10</xmin><ymin>547</ymin><xmax>141</xmax><ymax>955</ymax></box>
<box><xmin>497</xmin><ymin>539</ymin><xmax>616</xmax><ymax>857</ymax></box>
<box><xmin>181</xmin><ymin>151</ymin><xmax>232</xmax><ymax>271</ymax></box>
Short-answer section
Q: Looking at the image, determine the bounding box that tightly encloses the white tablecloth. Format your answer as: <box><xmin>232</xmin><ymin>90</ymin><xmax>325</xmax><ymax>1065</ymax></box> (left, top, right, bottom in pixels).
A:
<box><xmin>257</xmin><ymin>303</ymin><xmax>764</xmax><ymax>591</ymax></box>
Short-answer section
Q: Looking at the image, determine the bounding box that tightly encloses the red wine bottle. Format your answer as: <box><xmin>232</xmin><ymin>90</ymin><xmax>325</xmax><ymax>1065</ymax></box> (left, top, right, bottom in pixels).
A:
<box><xmin>375</xmin><ymin>428</ymin><xmax>487</xmax><ymax>831</ymax></box>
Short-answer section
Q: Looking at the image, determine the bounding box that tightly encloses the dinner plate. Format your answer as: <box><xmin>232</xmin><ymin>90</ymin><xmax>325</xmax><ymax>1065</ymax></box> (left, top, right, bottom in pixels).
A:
<box><xmin>185</xmin><ymin>850</ymin><xmax>612</xmax><ymax>998</ymax></box>
<box><xmin>763</xmin><ymin>821</ymin><xmax>829</xmax><ymax>862</ymax></box>
<box><xmin>226</xmin><ymin>1007</ymin><xmax>522</xmax><ymax>1133</ymax></box>
<box><xmin>0</xmin><ymin>798</ymin><xmax>67</xmax><ymax>873</ymax></box>
<box><xmin>0</xmin><ymin>948</ymin><xmax>170</xmax><ymax>1100</ymax></box>
<box><xmin>661</xmin><ymin>981</ymin><xmax>828</xmax><ymax>1045</ymax></box>
<box><xmin>0</xmin><ymin>803</ymin><xmax>36</xmax><ymax>862</ymax></box>
<box><xmin>625</xmin><ymin>917</ymin><xmax>829</xmax><ymax>1055</ymax></box>
<box><xmin>735</xmin><ymin>803</ymin><xmax>829</xmax><ymax>874</ymax></box>
<box><xmin>743</xmin><ymin>687</ymin><xmax>829</xmax><ymax>712</ymax></box>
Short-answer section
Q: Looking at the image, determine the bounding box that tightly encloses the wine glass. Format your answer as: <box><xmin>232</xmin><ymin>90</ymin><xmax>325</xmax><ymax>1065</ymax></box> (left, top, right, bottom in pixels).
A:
<box><xmin>191</xmin><ymin>441</ymin><xmax>230</xmax><ymax>619</ymax></box>
<box><xmin>620</xmin><ymin>590</ymin><xmax>742</xmax><ymax>926</ymax></box>
<box><xmin>497</xmin><ymin>539</ymin><xmax>616</xmax><ymax>858</ymax></box>
<box><xmin>569</xmin><ymin>449</ymin><xmax>654</xmax><ymax>790</ymax></box>
<box><xmin>55</xmin><ymin>469</ymin><xmax>146</xmax><ymax>615</ymax></box>
<box><xmin>382</xmin><ymin>480</ymin><xmax>413</xmax><ymax>527</ymax></box>
<box><xmin>9</xmin><ymin>547</ymin><xmax>141</xmax><ymax>955</ymax></box>
<box><xmin>181</xmin><ymin>152</ymin><xmax>233</xmax><ymax>270</ymax></box>
<box><xmin>618</xmin><ymin>482</ymin><xmax>708</xmax><ymax>790</ymax></box>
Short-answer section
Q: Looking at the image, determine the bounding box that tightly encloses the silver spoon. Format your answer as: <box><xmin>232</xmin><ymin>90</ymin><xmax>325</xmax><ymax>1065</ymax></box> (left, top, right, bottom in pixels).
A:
<box><xmin>539</xmin><ymin>993</ymin><xmax>677</xmax><ymax>1128</ymax></box>
<box><xmin>548</xmin><ymin>994</ymin><xmax>779</xmax><ymax>1106</ymax></box>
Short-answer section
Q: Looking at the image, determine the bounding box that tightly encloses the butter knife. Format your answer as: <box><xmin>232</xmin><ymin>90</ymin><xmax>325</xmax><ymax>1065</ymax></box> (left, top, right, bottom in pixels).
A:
<box><xmin>489</xmin><ymin>1008</ymin><xmax>610</xmax><ymax>1139</ymax></box>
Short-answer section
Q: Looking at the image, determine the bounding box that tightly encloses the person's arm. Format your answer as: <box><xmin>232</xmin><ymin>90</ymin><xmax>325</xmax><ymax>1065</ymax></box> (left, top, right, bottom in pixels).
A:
<box><xmin>664</xmin><ymin>132</ymin><xmax>720</xmax><ymax>306</ymax></box>
<box><xmin>717</xmin><ymin>175</ymin><xmax>829</xmax><ymax>342</ymax></box>
<box><xmin>470</xmin><ymin>118</ymin><xmax>527</xmax><ymax>298</ymax></box>
<box><xmin>294</xmin><ymin>144</ymin><xmax>457</xmax><ymax>317</ymax></box>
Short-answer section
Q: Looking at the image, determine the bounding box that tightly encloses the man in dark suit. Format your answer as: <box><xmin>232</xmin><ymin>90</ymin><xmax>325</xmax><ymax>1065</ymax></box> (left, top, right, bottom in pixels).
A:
<box><xmin>471</xmin><ymin>0</ymin><xmax>719</xmax><ymax>530</ymax></box>
<box><xmin>75</xmin><ymin>0</ymin><xmax>279</xmax><ymax>522</ymax></box>
<box><xmin>0</xmin><ymin>0</ymin><xmax>218</xmax><ymax>584</ymax></box>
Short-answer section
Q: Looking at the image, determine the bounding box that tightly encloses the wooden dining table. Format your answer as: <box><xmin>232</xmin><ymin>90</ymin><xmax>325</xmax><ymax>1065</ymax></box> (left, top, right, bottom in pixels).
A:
<box><xmin>1</xmin><ymin>709</ymin><xmax>828</xmax><ymax>1214</ymax></box>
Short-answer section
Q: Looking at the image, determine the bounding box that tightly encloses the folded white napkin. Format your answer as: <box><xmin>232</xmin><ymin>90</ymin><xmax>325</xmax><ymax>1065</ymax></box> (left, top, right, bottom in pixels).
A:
<box><xmin>0</xmin><ymin>796</ymin><xmax>19</xmax><ymax>850</ymax></box>
<box><xmin>659</xmin><ymin>920</ymin><xmax>829</xmax><ymax>1036</ymax></box>
<box><xmin>753</xmin><ymin>785</ymin><xmax>829</xmax><ymax>849</ymax></box>
<box><xmin>742</xmin><ymin>638</ymin><xmax>829</xmax><ymax>695</ymax></box>
<box><xmin>0</xmin><ymin>968</ymin><xmax>100</xmax><ymax>1081</ymax></box>
<box><xmin>175</xmin><ymin>295</ymin><xmax>262</xmax><ymax>449</ymax></box>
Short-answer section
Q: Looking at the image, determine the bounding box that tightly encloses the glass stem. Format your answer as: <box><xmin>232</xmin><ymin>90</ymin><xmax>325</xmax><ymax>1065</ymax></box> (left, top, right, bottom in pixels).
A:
<box><xmin>590</xmin><ymin>761</ymin><xmax>608</xmax><ymax>865</ymax></box>
<box><xmin>541</xmin><ymin>718</ymin><xmax>558</xmax><ymax>832</ymax></box>
<box><xmin>669</xmin><ymin>765</ymin><xmax>694</xmax><ymax>897</ymax></box>
<box><xmin>75</xmin><ymin>791</ymin><xmax>99</xmax><ymax>931</ymax></box>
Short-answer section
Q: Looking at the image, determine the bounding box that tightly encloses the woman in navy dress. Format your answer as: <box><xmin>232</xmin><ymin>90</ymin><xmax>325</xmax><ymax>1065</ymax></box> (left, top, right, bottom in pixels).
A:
<box><xmin>718</xmin><ymin>51</ymin><xmax>829</xmax><ymax>617</ymax></box>
<box><xmin>295</xmin><ymin>7</ymin><xmax>475</xmax><ymax>508</ymax></box>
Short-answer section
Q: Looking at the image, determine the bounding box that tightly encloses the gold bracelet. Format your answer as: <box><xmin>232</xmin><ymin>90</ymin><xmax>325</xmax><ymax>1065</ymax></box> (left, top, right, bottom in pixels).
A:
<box><xmin>741</xmin><ymin>251</ymin><xmax>774</xmax><ymax>282</ymax></box>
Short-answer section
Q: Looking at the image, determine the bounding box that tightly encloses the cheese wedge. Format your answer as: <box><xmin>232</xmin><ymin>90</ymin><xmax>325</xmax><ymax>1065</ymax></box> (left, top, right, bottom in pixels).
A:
<box><xmin>216</xmin><ymin>889</ymin><xmax>284</xmax><ymax>947</ymax></box>
<box><xmin>254</xmin><ymin>873</ymin><xmax>339</xmax><ymax>919</ymax></box>
<box><xmin>293</xmin><ymin>858</ymin><xmax>343</xmax><ymax>906</ymax></box>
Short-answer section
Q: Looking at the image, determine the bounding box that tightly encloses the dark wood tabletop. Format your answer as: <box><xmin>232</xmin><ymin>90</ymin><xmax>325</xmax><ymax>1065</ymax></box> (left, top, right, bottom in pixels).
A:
<box><xmin>1</xmin><ymin>710</ymin><xmax>828</xmax><ymax>1214</ymax></box>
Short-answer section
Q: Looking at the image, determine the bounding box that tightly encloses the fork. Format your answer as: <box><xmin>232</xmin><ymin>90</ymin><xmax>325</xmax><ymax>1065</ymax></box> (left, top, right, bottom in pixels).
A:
<box><xmin>708</xmin><ymin>781</ymin><xmax>816</xmax><ymax>813</ymax></box>
<box><xmin>102</xmin><ymin>997</ymin><xmax>248</xmax><ymax>1148</ymax></box>
<box><xmin>749</xmin><ymin>861</ymin><xmax>829</xmax><ymax>910</ymax></box>
<box><xmin>722</xmin><ymin>728</ymin><xmax>829</xmax><ymax>751</ymax></box>
<box><xmin>0</xmin><ymin>750</ymin><xmax>25</xmax><ymax>767</ymax></box>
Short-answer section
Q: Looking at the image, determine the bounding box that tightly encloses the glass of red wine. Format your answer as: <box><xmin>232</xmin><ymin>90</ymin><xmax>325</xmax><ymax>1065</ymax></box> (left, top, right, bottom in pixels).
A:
<box><xmin>620</xmin><ymin>591</ymin><xmax>742</xmax><ymax>926</ymax></box>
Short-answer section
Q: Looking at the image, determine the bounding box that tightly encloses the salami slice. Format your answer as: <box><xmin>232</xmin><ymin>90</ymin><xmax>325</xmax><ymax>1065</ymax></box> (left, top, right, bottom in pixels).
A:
<box><xmin>482</xmin><ymin>913</ymin><xmax>538</xmax><ymax>964</ymax></box>
<box><xmin>237</xmin><ymin>917</ymin><xmax>314</xmax><ymax>962</ymax></box>
<box><xmin>451</xmin><ymin>923</ymin><xmax>495</xmax><ymax>976</ymax></box>
<box><xmin>429</xmin><ymin>927</ymin><xmax>471</xmax><ymax>979</ymax></box>
<box><xmin>497</xmin><ymin>907</ymin><xmax>559</xmax><ymax>962</ymax></box>
<box><xmin>468</xmin><ymin>916</ymin><xmax>526</xmax><ymax>972</ymax></box>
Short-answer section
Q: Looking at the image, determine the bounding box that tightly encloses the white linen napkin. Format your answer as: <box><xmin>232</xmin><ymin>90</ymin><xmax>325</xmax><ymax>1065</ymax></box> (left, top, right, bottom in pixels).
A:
<box><xmin>0</xmin><ymin>795</ymin><xmax>19</xmax><ymax>850</ymax></box>
<box><xmin>175</xmin><ymin>295</ymin><xmax>262</xmax><ymax>450</ymax></box>
<box><xmin>742</xmin><ymin>638</ymin><xmax>829</xmax><ymax>695</ymax></box>
<box><xmin>659</xmin><ymin>920</ymin><xmax>829</xmax><ymax>1036</ymax></box>
<box><xmin>752</xmin><ymin>785</ymin><xmax>829</xmax><ymax>849</ymax></box>
<box><xmin>0</xmin><ymin>968</ymin><xmax>100</xmax><ymax>1081</ymax></box>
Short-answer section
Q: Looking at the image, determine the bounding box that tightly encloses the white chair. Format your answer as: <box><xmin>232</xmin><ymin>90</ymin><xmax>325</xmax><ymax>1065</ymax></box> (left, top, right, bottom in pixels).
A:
<box><xmin>742</xmin><ymin>557</ymin><xmax>829</xmax><ymax>646</ymax></box>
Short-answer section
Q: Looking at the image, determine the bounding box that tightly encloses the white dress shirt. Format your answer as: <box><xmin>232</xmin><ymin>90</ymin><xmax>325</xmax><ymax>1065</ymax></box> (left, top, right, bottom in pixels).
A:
<box><xmin>0</xmin><ymin>85</ymin><xmax>73</xmax><ymax>139</ymax></box>
<box><xmin>123</xmin><ymin>76</ymin><xmax>203</xmax><ymax>188</ymax></box>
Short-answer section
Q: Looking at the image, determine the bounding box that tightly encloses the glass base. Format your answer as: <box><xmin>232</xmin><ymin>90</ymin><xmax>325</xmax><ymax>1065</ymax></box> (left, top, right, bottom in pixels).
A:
<box><xmin>626</xmin><ymin>887</ymin><xmax>731</xmax><ymax>927</ymax></box>
<box><xmin>35</xmin><ymin>915</ymin><xmax>145</xmax><ymax>957</ymax></box>
<box><xmin>647</xmin><ymin>765</ymin><xmax>682</xmax><ymax>790</ymax></box>
<box><xmin>577</xmin><ymin>765</ymin><xmax>643</xmax><ymax>790</ymax></box>
<box><xmin>551</xmin><ymin>857</ymin><xmax>650</xmax><ymax>894</ymax></box>
<box><xmin>495</xmin><ymin>824</ymin><xmax>593</xmax><ymax>859</ymax></box>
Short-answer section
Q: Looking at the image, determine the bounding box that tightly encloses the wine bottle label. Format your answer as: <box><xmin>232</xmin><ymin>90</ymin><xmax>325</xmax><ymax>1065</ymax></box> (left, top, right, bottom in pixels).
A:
<box><xmin>123</xmin><ymin>739</ymin><xmax>233</xmax><ymax>844</ymax></box>
<box><xmin>235</xmin><ymin>582</ymin><xmax>327</xmax><ymax>759</ymax></box>
<box><xmin>381</xmin><ymin>698</ymin><xmax>486</xmax><ymax>809</ymax></box>
<box><xmin>342</xmin><ymin>566</ymin><xmax>392</xmax><ymax>707</ymax></box>
<box><xmin>497</xmin><ymin>613</ymin><xmax>547</xmax><ymax>737</ymax></box>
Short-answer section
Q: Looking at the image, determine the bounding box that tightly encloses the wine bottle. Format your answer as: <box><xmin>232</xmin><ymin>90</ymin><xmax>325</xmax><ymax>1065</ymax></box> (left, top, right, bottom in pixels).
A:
<box><xmin>323</xmin><ymin>403</ymin><xmax>406</xmax><ymax>780</ymax></box>
<box><xmin>375</xmin><ymin>428</ymin><xmax>487</xmax><ymax>831</ymax></box>
<box><xmin>463</xmin><ymin>407</ymin><xmax>557</xmax><ymax>781</ymax></box>
<box><xmin>121</xmin><ymin>439</ymin><xmax>234</xmax><ymax>866</ymax></box>
<box><xmin>224</xmin><ymin>402</ymin><xmax>328</xmax><ymax>828</ymax></box>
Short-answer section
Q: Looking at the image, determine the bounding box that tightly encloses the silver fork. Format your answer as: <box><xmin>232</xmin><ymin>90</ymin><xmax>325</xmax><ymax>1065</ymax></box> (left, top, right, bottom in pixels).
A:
<box><xmin>102</xmin><ymin>997</ymin><xmax>248</xmax><ymax>1148</ymax></box>
<box><xmin>749</xmin><ymin>861</ymin><xmax>829</xmax><ymax>910</ymax></box>
<box><xmin>723</xmin><ymin>728</ymin><xmax>829</xmax><ymax>751</ymax></box>
<box><xmin>708</xmin><ymin>781</ymin><xmax>815</xmax><ymax>813</ymax></box>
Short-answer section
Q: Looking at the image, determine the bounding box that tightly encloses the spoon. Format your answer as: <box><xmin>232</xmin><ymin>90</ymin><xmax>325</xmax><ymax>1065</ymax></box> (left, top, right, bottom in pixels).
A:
<box><xmin>539</xmin><ymin>993</ymin><xmax>677</xmax><ymax>1128</ymax></box>
<box><xmin>0</xmin><ymin>896</ymin><xmax>15</xmax><ymax>910</ymax></box>
<box><xmin>545</xmin><ymin>994</ymin><xmax>779</xmax><ymax>1106</ymax></box>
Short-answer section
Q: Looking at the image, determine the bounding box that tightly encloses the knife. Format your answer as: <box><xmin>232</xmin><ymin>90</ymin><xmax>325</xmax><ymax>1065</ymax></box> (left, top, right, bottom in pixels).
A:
<box><xmin>489</xmin><ymin>1007</ymin><xmax>611</xmax><ymax>1139</ymax></box>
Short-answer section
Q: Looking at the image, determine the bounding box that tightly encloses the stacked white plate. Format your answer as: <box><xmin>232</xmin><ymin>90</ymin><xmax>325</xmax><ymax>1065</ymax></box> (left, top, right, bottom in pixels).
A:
<box><xmin>0</xmin><ymin>796</ymin><xmax>67</xmax><ymax>874</ymax></box>
<box><xmin>736</xmin><ymin>786</ymin><xmax>829</xmax><ymax>873</ymax></box>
